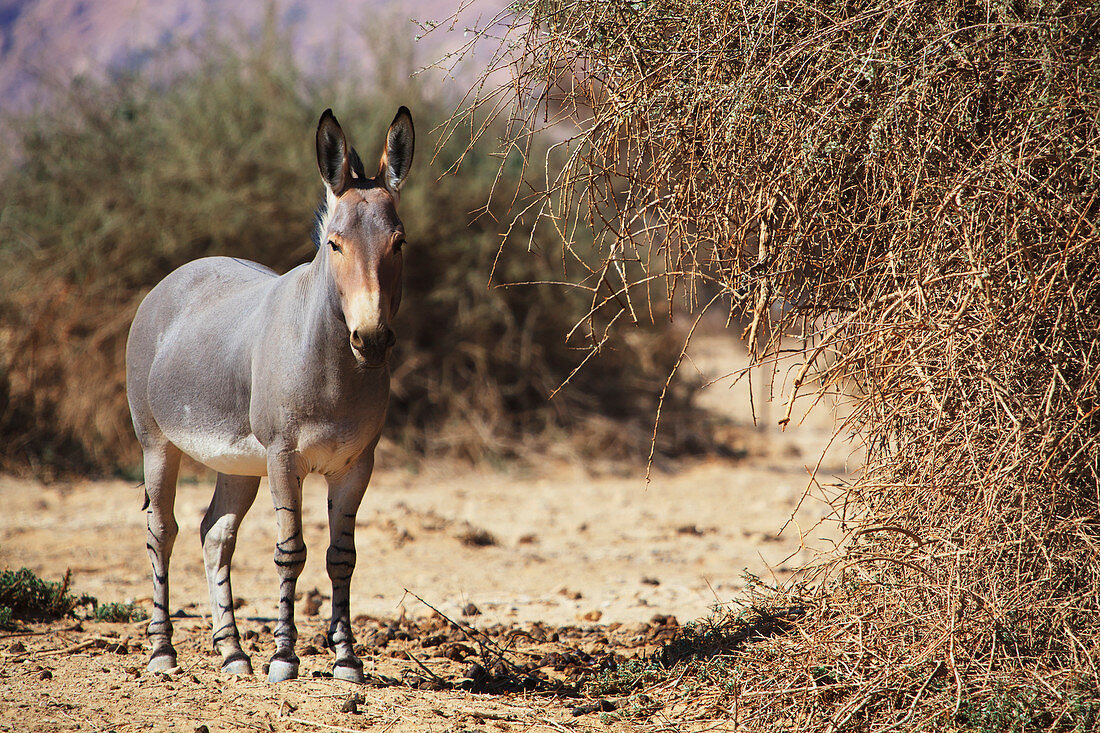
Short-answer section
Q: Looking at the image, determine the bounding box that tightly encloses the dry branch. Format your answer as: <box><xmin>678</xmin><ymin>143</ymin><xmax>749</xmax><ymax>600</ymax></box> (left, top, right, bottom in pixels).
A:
<box><xmin>436</xmin><ymin>0</ymin><xmax>1100</xmax><ymax>729</ymax></box>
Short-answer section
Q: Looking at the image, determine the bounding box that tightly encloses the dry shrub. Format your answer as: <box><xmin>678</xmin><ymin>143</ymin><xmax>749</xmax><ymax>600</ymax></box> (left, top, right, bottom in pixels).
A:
<box><xmin>445</xmin><ymin>0</ymin><xmax>1099</xmax><ymax>728</ymax></box>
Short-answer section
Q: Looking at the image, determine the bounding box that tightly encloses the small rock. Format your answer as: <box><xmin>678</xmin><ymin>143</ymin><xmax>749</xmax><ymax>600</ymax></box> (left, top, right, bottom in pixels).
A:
<box><xmin>457</xmin><ymin>525</ymin><xmax>498</xmax><ymax>547</ymax></box>
<box><xmin>579</xmin><ymin>610</ymin><xmax>602</xmax><ymax>622</ymax></box>
<box><xmin>641</xmin><ymin>576</ymin><xmax>660</xmax><ymax>586</ymax></box>
<box><xmin>241</xmin><ymin>629</ymin><xmax>258</xmax><ymax>642</ymax></box>
<box><xmin>38</xmin><ymin>669</ymin><xmax>53</xmax><ymax>680</ymax></box>
<box><xmin>260</xmin><ymin>625</ymin><xmax>272</xmax><ymax>635</ymax></box>
<box><xmin>675</xmin><ymin>524</ymin><xmax>706</xmax><ymax>536</ymax></box>
<box><xmin>571</xmin><ymin>699</ymin><xmax>616</xmax><ymax>716</ymax></box>
<box><xmin>461</xmin><ymin>603</ymin><xmax>480</xmax><ymax>617</ymax></box>
<box><xmin>311</xmin><ymin>633</ymin><xmax>328</xmax><ymax>648</ymax></box>
<box><xmin>8</xmin><ymin>642</ymin><xmax>26</xmax><ymax>654</ymax></box>
<box><xmin>300</xmin><ymin>645</ymin><xmax>320</xmax><ymax>656</ymax></box>
<box><xmin>421</xmin><ymin>634</ymin><xmax>445</xmax><ymax>648</ymax></box>
<box><xmin>461</xmin><ymin>662</ymin><xmax>486</xmax><ymax>685</ymax></box>
<box><xmin>302</xmin><ymin>589</ymin><xmax>324</xmax><ymax>617</ymax></box>
<box><xmin>195</xmin><ymin>726</ymin><xmax>210</xmax><ymax>733</ymax></box>
<box><xmin>438</xmin><ymin>642</ymin><xmax>475</xmax><ymax>661</ymax></box>
<box><xmin>341</xmin><ymin>693</ymin><xmax>364</xmax><ymax>714</ymax></box>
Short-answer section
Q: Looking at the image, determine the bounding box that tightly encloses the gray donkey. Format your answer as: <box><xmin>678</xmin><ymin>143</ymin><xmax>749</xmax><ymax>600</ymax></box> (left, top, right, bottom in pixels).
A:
<box><xmin>126</xmin><ymin>107</ymin><xmax>413</xmax><ymax>683</ymax></box>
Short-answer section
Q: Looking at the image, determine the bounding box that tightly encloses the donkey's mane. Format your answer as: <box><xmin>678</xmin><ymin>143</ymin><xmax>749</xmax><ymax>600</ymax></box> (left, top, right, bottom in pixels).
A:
<box><xmin>312</xmin><ymin>145</ymin><xmax>370</xmax><ymax>250</ymax></box>
<box><xmin>312</xmin><ymin>186</ymin><xmax>339</xmax><ymax>250</ymax></box>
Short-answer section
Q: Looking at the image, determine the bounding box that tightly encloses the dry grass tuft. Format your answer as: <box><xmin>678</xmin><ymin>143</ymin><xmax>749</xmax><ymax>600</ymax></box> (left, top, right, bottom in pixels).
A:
<box><xmin>439</xmin><ymin>0</ymin><xmax>1100</xmax><ymax>728</ymax></box>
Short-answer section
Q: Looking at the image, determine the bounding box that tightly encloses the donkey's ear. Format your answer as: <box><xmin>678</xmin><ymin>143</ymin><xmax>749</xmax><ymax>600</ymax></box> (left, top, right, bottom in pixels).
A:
<box><xmin>347</xmin><ymin>146</ymin><xmax>367</xmax><ymax>179</ymax></box>
<box><xmin>316</xmin><ymin>109</ymin><xmax>351</xmax><ymax>194</ymax></box>
<box><xmin>378</xmin><ymin>106</ymin><xmax>414</xmax><ymax>193</ymax></box>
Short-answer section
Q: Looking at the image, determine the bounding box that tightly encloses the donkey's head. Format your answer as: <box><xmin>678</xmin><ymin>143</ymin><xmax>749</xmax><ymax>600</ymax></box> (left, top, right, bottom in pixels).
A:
<box><xmin>315</xmin><ymin>107</ymin><xmax>414</xmax><ymax>369</ymax></box>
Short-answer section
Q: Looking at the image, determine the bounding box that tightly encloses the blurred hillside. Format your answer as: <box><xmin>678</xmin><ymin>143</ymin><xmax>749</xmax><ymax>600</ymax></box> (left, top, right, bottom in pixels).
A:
<box><xmin>0</xmin><ymin>0</ymin><xmax>499</xmax><ymax>112</ymax></box>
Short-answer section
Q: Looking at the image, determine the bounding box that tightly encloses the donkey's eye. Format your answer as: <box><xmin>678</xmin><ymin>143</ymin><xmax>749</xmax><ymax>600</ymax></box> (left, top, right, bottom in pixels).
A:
<box><xmin>328</xmin><ymin>240</ymin><xmax>340</xmax><ymax>253</ymax></box>
<box><xmin>394</xmin><ymin>238</ymin><xmax>405</xmax><ymax>253</ymax></box>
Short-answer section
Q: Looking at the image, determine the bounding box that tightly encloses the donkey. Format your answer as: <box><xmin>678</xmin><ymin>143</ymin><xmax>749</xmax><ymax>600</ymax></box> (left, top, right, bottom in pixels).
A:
<box><xmin>125</xmin><ymin>107</ymin><xmax>413</xmax><ymax>684</ymax></box>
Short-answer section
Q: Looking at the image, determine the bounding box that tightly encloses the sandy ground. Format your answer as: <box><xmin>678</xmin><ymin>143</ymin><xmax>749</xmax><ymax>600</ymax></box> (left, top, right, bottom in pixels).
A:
<box><xmin>0</xmin><ymin>338</ymin><xmax>859</xmax><ymax>732</ymax></box>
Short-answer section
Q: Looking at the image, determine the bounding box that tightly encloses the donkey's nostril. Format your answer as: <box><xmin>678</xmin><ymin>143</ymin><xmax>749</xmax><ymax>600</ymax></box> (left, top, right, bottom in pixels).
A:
<box><xmin>381</xmin><ymin>326</ymin><xmax>396</xmax><ymax>348</ymax></box>
<box><xmin>350</xmin><ymin>330</ymin><xmax>364</xmax><ymax>349</ymax></box>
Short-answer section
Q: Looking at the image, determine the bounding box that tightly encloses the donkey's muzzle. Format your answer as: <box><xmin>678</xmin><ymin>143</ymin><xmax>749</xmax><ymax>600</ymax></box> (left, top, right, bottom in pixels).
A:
<box><xmin>350</xmin><ymin>325</ymin><xmax>396</xmax><ymax>367</ymax></box>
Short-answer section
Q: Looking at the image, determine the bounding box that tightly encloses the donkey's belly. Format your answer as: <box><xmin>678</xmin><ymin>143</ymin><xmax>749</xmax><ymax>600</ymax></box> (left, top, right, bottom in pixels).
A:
<box><xmin>168</xmin><ymin>428</ymin><xmax>268</xmax><ymax>476</ymax></box>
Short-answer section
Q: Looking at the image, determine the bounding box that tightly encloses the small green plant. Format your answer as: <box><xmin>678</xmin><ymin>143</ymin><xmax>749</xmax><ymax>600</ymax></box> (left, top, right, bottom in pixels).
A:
<box><xmin>955</xmin><ymin>684</ymin><xmax>1051</xmax><ymax>733</ymax></box>
<box><xmin>583</xmin><ymin>604</ymin><xmax>797</xmax><ymax>699</ymax></box>
<box><xmin>584</xmin><ymin>656</ymin><xmax>666</xmax><ymax>697</ymax></box>
<box><xmin>0</xmin><ymin>568</ymin><xmax>94</xmax><ymax>628</ymax></box>
<box><xmin>0</xmin><ymin>568</ymin><xmax>146</xmax><ymax>628</ymax></box>
<box><xmin>91</xmin><ymin>601</ymin><xmax>148</xmax><ymax>623</ymax></box>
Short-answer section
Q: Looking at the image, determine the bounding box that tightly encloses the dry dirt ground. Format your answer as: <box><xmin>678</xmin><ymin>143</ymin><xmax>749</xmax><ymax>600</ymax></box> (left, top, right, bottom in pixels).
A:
<box><xmin>0</xmin><ymin>340</ymin><xmax>858</xmax><ymax>732</ymax></box>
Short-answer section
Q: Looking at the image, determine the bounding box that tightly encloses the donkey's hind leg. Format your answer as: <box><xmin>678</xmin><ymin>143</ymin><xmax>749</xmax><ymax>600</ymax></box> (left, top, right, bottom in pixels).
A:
<box><xmin>143</xmin><ymin>441</ymin><xmax>182</xmax><ymax>672</ymax></box>
<box><xmin>201</xmin><ymin>472</ymin><xmax>260</xmax><ymax>675</ymax></box>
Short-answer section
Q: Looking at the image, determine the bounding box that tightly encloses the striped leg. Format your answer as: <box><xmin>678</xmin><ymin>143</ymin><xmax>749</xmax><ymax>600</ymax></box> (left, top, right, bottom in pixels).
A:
<box><xmin>143</xmin><ymin>442</ymin><xmax>182</xmax><ymax>672</ymax></box>
<box><xmin>266</xmin><ymin>450</ymin><xmax>306</xmax><ymax>684</ymax></box>
<box><xmin>200</xmin><ymin>473</ymin><xmax>260</xmax><ymax>675</ymax></box>
<box><xmin>325</xmin><ymin>453</ymin><xmax>374</xmax><ymax>683</ymax></box>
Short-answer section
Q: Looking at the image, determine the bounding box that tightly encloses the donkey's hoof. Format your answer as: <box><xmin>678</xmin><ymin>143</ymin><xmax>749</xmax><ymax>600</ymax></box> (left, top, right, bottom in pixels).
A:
<box><xmin>267</xmin><ymin>658</ymin><xmax>299</xmax><ymax>684</ymax></box>
<box><xmin>221</xmin><ymin>654</ymin><xmax>254</xmax><ymax>676</ymax></box>
<box><xmin>147</xmin><ymin>649</ymin><xmax>178</xmax><ymax>673</ymax></box>
<box><xmin>333</xmin><ymin>659</ymin><xmax>365</xmax><ymax>684</ymax></box>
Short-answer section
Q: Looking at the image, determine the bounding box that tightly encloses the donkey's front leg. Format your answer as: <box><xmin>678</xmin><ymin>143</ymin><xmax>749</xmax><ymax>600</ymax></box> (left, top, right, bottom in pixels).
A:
<box><xmin>325</xmin><ymin>452</ymin><xmax>375</xmax><ymax>683</ymax></box>
<box><xmin>267</xmin><ymin>449</ymin><xmax>307</xmax><ymax>684</ymax></box>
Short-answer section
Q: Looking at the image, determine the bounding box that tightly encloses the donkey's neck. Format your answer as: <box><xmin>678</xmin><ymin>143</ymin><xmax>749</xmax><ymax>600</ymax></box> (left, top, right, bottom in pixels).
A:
<box><xmin>293</xmin><ymin>249</ymin><xmax>359</xmax><ymax>376</ymax></box>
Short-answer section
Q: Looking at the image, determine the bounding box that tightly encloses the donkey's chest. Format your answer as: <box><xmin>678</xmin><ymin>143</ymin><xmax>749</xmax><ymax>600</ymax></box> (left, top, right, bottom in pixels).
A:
<box><xmin>294</xmin><ymin>414</ymin><xmax>382</xmax><ymax>475</ymax></box>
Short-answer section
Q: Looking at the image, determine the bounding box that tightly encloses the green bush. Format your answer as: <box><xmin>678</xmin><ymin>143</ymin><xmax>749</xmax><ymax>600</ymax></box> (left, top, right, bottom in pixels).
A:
<box><xmin>90</xmin><ymin>601</ymin><xmax>147</xmax><ymax>623</ymax></box>
<box><xmin>0</xmin><ymin>20</ymin><xmax>706</xmax><ymax>477</ymax></box>
<box><xmin>0</xmin><ymin>568</ymin><xmax>94</xmax><ymax>628</ymax></box>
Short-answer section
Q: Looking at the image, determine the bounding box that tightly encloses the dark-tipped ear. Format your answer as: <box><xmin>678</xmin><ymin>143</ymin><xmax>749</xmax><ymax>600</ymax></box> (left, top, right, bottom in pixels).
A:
<box><xmin>378</xmin><ymin>106</ymin><xmax>414</xmax><ymax>193</ymax></box>
<box><xmin>316</xmin><ymin>109</ymin><xmax>351</xmax><ymax>194</ymax></box>
<box><xmin>347</xmin><ymin>146</ymin><xmax>367</xmax><ymax>179</ymax></box>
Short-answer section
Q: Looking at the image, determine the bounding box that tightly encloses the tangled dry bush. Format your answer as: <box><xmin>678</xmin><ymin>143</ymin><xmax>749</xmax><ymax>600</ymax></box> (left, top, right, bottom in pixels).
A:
<box><xmin>443</xmin><ymin>0</ymin><xmax>1099</xmax><ymax>728</ymax></box>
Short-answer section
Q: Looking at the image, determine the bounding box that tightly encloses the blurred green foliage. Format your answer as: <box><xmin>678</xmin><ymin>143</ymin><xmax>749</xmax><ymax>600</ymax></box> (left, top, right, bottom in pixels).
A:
<box><xmin>0</xmin><ymin>19</ymin><xmax>704</xmax><ymax>477</ymax></box>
